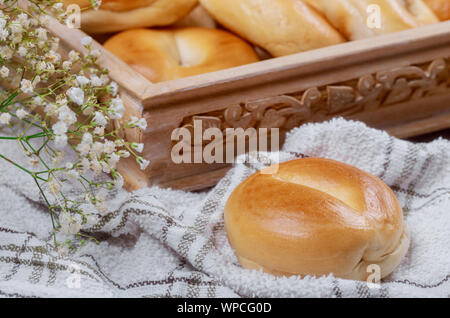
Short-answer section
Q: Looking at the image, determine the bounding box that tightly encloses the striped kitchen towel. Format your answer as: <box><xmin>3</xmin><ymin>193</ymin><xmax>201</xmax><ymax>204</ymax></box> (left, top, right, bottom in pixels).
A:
<box><xmin>0</xmin><ymin>118</ymin><xmax>449</xmax><ymax>298</ymax></box>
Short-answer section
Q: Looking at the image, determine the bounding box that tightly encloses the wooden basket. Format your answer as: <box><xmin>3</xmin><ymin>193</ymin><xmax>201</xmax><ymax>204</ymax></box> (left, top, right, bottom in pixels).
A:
<box><xmin>47</xmin><ymin>18</ymin><xmax>450</xmax><ymax>191</ymax></box>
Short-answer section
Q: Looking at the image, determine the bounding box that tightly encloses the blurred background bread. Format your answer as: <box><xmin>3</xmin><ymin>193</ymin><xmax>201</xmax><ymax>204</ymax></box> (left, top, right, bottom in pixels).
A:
<box><xmin>225</xmin><ymin>158</ymin><xmax>410</xmax><ymax>280</ymax></box>
<box><xmin>305</xmin><ymin>0</ymin><xmax>438</xmax><ymax>40</ymax></box>
<box><xmin>68</xmin><ymin>0</ymin><xmax>443</xmax><ymax>82</ymax></box>
<box><xmin>63</xmin><ymin>0</ymin><xmax>198</xmax><ymax>33</ymax></box>
<box><xmin>424</xmin><ymin>0</ymin><xmax>450</xmax><ymax>20</ymax></box>
<box><xmin>103</xmin><ymin>27</ymin><xmax>259</xmax><ymax>83</ymax></box>
<box><xmin>199</xmin><ymin>0</ymin><xmax>346</xmax><ymax>57</ymax></box>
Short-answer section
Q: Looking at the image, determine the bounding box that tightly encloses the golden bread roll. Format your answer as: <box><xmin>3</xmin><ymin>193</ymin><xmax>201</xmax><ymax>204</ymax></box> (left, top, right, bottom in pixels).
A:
<box><xmin>173</xmin><ymin>5</ymin><xmax>218</xmax><ymax>29</ymax></box>
<box><xmin>104</xmin><ymin>28</ymin><xmax>259</xmax><ymax>83</ymax></box>
<box><xmin>305</xmin><ymin>0</ymin><xmax>438</xmax><ymax>40</ymax></box>
<box><xmin>424</xmin><ymin>0</ymin><xmax>450</xmax><ymax>20</ymax></box>
<box><xmin>199</xmin><ymin>0</ymin><xmax>346</xmax><ymax>57</ymax></box>
<box><xmin>225</xmin><ymin>158</ymin><xmax>410</xmax><ymax>281</ymax></box>
<box><xmin>62</xmin><ymin>0</ymin><xmax>198</xmax><ymax>33</ymax></box>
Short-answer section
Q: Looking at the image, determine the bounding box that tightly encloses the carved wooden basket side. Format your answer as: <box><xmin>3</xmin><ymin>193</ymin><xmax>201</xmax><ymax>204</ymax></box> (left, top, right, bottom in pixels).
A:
<box><xmin>48</xmin><ymin>19</ymin><xmax>450</xmax><ymax>191</ymax></box>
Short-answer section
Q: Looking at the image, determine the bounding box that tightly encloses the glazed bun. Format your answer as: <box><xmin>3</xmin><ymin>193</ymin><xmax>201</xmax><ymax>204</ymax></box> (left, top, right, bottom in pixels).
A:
<box><xmin>305</xmin><ymin>0</ymin><xmax>438</xmax><ymax>40</ymax></box>
<box><xmin>104</xmin><ymin>28</ymin><xmax>259</xmax><ymax>83</ymax></box>
<box><xmin>199</xmin><ymin>0</ymin><xmax>346</xmax><ymax>57</ymax></box>
<box><xmin>424</xmin><ymin>0</ymin><xmax>450</xmax><ymax>20</ymax></box>
<box><xmin>225</xmin><ymin>158</ymin><xmax>410</xmax><ymax>281</ymax></box>
<box><xmin>62</xmin><ymin>0</ymin><xmax>198</xmax><ymax>33</ymax></box>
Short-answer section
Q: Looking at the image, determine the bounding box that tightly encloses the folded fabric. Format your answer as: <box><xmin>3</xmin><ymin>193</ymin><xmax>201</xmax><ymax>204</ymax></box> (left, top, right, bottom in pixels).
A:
<box><xmin>0</xmin><ymin>118</ymin><xmax>449</xmax><ymax>298</ymax></box>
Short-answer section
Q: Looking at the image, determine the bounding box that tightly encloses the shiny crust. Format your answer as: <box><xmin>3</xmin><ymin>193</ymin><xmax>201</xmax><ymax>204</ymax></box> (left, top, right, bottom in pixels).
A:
<box><xmin>424</xmin><ymin>0</ymin><xmax>450</xmax><ymax>20</ymax></box>
<box><xmin>225</xmin><ymin>158</ymin><xmax>410</xmax><ymax>280</ymax></box>
<box><xmin>63</xmin><ymin>0</ymin><xmax>198</xmax><ymax>33</ymax></box>
<box><xmin>305</xmin><ymin>0</ymin><xmax>438</xmax><ymax>40</ymax></box>
<box><xmin>104</xmin><ymin>28</ymin><xmax>259</xmax><ymax>83</ymax></box>
<box><xmin>199</xmin><ymin>0</ymin><xmax>345</xmax><ymax>57</ymax></box>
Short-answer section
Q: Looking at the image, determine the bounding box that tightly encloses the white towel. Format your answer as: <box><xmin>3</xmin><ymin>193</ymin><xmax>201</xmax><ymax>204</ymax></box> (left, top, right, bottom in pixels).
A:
<box><xmin>0</xmin><ymin>118</ymin><xmax>449</xmax><ymax>298</ymax></box>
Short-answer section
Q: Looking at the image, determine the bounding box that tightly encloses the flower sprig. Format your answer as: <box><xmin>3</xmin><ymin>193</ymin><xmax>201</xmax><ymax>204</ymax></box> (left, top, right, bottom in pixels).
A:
<box><xmin>0</xmin><ymin>0</ymin><xmax>148</xmax><ymax>254</ymax></box>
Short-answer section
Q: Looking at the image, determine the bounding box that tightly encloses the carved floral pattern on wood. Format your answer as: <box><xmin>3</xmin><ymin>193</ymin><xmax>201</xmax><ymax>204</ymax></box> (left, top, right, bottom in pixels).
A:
<box><xmin>179</xmin><ymin>58</ymin><xmax>449</xmax><ymax>146</ymax></box>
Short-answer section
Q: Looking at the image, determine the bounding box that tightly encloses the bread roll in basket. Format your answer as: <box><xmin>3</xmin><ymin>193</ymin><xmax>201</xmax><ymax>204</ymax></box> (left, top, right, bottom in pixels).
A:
<box><xmin>63</xmin><ymin>0</ymin><xmax>198</xmax><ymax>33</ymax></box>
<box><xmin>424</xmin><ymin>0</ymin><xmax>450</xmax><ymax>20</ymax></box>
<box><xmin>304</xmin><ymin>0</ymin><xmax>439</xmax><ymax>40</ymax></box>
<box><xmin>199</xmin><ymin>0</ymin><xmax>346</xmax><ymax>57</ymax></box>
<box><xmin>225</xmin><ymin>158</ymin><xmax>410</xmax><ymax>281</ymax></box>
<box><xmin>103</xmin><ymin>27</ymin><xmax>259</xmax><ymax>83</ymax></box>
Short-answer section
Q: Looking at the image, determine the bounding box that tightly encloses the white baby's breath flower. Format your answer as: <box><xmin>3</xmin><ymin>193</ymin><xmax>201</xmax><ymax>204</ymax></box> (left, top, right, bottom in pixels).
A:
<box><xmin>17</xmin><ymin>46</ymin><xmax>27</xmax><ymax>57</ymax></box>
<box><xmin>103</xmin><ymin>140</ymin><xmax>116</xmax><ymax>154</ymax></box>
<box><xmin>55</xmin><ymin>134</ymin><xmax>68</xmax><ymax>149</ymax></box>
<box><xmin>0</xmin><ymin>113</ymin><xmax>11</xmax><ymax>125</ymax></box>
<box><xmin>91</xmin><ymin>49</ymin><xmax>101</xmax><ymax>59</ymax></box>
<box><xmin>113</xmin><ymin>174</ymin><xmax>124</xmax><ymax>189</ymax></box>
<box><xmin>32</xmin><ymin>96</ymin><xmax>43</xmax><ymax>107</ymax></box>
<box><xmin>68</xmin><ymin>50</ymin><xmax>80</xmax><ymax>62</ymax></box>
<box><xmin>32</xmin><ymin>75</ymin><xmax>41</xmax><ymax>87</ymax></box>
<box><xmin>20</xmin><ymin>79</ymin><xmax>33</xmax><ymax>94</ymax></box>
<box><xmin>59</xmin><ymin>213</ymin><xmax>81</xmax><ymax>236</ymax></box>
<box><xmin>53</xmin><ymin>3</ymin><xmax>64</xmax><ymax>11</ymax></box>
<box><xmin>58</xmin><ymin>105</ymin><xmax>77</xmax><ymax>126</ymax></box>
<box><xmin>76</xmin><ymin>75</ymin><xmax>90</xmax><ymax>86</ymax></box>
<box><xmin>136</xmin><ymin>118</ymin><xmax>147</xmax><ymax>130</ymax></box>
<box><xmin>0</xmin><ymin>1</ymin><xmax>148</xmax><ymax>249</ymax></box>
<box><xmin>91</xmin><ymin>141</ymin><xmax>104</xmax><ymax>156</ymax></box>
<box><xmin>39</xmin><ymin>14</ymin><xmax>51</xmax><ymax>25</ymax></box>
<box><xmin>109</xmin><ymin>82</ymin><xmax>118</xmax><ymax>96</ymax></box>
<box><xmin>9</xmin><ymin>20</ymin><xmax>23</xmax><ymax>34</ymax></box>
<box><xmin>81</xmin><ymin>132</ymin><xmax>93</xmax><ymax>145</ymax></box>
<box><xmin>62</xmin><ymin>61</ymin><xmax>72</xmax><ymax>70</ymax></box>
<box><xmin>56</xmin><ymin>97</ymin><xmax>68</xmax><ymax>107</ymax></box>
<box><xmin>90</xmin><ymin>159</ymin><xmax>102</xmax><ymax>176</ymax></box>
<box><xmin>81</xmin><ymin>36</ymin><xmax>92</xmax><ymax>47</ymax></box>
<box><xmin>36</xmin><ymin>28</ymin><xmax>47</xmax><ymax>41</ymax></box>
<box><xmin>76</xmin><ymin>143</ymin><xmax>90</xmax><ymax>156</ymax></box>
<box><xmin>93</xmin><ymin>0</ymin><xmax>103</xmax><ymax>10</ymax></box>
<box><xmin>0</xmin><ymin>46</ymin><xmax>13</xmax><ymax>59</ymax></box>
<box><xmin>100</xmin><ymin>74</ymin><xmax>110</xmax><ymax>86</ymax></box>
<box><xmin>66</xmin><ymin>87</ymin><xmax>84</xmax><ymax>105</ymax></box>
<box><xmin>101</xmin><ymin>161</ymin><xmax>111</xmax><ymax>173</ymax></box>
<box><xmin>131</xmin><ymin>142</ymin><xmax>144</xmax><ymax>153</ymax></box>
<box><xmin>138</xmin><ymin>157</ymin><xmax>150</xmax><ymax>170</ymax></box>
<box><xmin>0</xmin><ymin>17</ymin><xmax>7</xmax><ymax>29</ymax></box>
<box><xmin>109</xmin><ymin>97</ymin><xmax>124</xmax><ymax>119</ymax></box>
<box><xmin>94</xmin><ymin>126</ymin><xmax>104</xmax><ymax>136</ymax></box>
<box><xmin>0</xmin><ymin>29</ymin><xmax>9</xmax><ymax>41</ymax></box>
<box><xmin>17</xmin><ymin>13</ymin><xmax>29</xmax><ymax>27</ymax></box>
<box><xmin>16</xmin><ymin>108</ymin><xmax>29</xmax><ymax>119</ymax></box>
<box><xmin>78</xmin><ymin>158</ymin><xmax>90</xmax><ymax>173</ymax></box>
<box><xmin>52</xmin><ymin>121</ymin><xmax>68</xmax><ymax>135</ymax></box>
<box><xmin>90</xmin><ymin>75</ymin><xmax>103</xmax><ymax>87</ymax></box>
<box><xmin>108</xmin><ymin>153</ymin><xmax>120</xmax><ymax>168</ymax></box>
<box><xmin>117</xmin><ymin>150</ymin><xmax>130</xmax><ymax>158</ymax></box>
<box><xmin>92</xmin><ymin>111</ymin><xmax>107</xmax><ymax>126</ymax></box>
<box><xmin>0</xmin><ymin>65</ymin><xmax>9</xmax><ymax>78</ymax></box>
<box><xmin>46</xmin><ymin>51</ymin><xmax>61</xmax><ymax>64</ymax></box>
<box><xmin>44</xmin><ymin>103</ymin><xmax>58</xmax><ymax>115</ymax></box>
